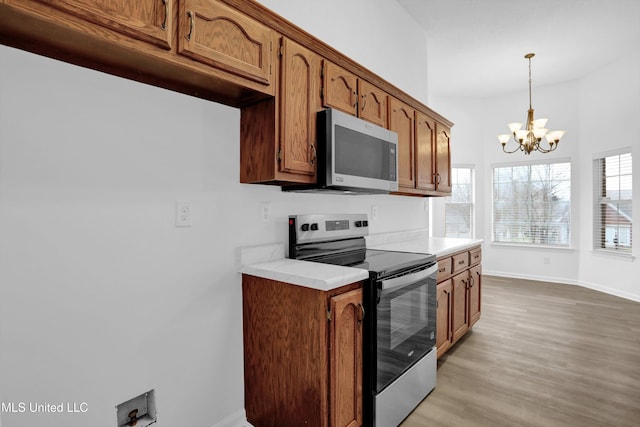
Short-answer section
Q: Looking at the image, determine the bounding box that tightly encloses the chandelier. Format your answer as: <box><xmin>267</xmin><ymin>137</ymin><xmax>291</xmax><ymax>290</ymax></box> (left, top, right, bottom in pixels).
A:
<box><xmin>497</xmin><ymin>53</ymin><xmax>565</xmax><ymax>155</ymax></box>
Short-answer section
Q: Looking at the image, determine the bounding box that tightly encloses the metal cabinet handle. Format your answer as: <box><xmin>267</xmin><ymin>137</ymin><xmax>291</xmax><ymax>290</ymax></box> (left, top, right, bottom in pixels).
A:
<box><xmin>186</xmin><ymin>11</ymin><xmax>195</xmax><ymax>41</ymax></box>
<box><xmin>361</xmin><ymin>94</ymin><xmax>367</xmax><ymax>111</ymax></box>
<box><xmin>161</xmin><ymin>0</ymin><xmax>168</xmax><ymax>30</ymax></box>
<box><xmin>458</xmin><ymin>260</ymin><xmax>465</xmax><ymax>265</ymax></box>
<box><xmin>352</xmin><ymin>91</ymin><xmax>358</xmax><ymax>108</ymax></box>
<box><xmin>358</xmin><ymin>303</ymin><xmax>365</xmax><ymax>323</ymax></box>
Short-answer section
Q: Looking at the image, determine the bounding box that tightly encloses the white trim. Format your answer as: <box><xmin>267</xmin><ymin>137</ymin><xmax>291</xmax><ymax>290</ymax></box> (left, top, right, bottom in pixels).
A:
<box><xmin>590</xmin><ymin>249</ymin><xmax>635</xmax><ymax>261</ymax></box>
<box><xmin>592</xmin><ymin>146</ymin><xmax>632</xmax><ymax>160</ymax></box>
<box><xmin>483</xmin><ymin>270</ymin><xmax>579</xmax><ymax>286</ymax></box>
<box><xmin>211</xmin><ymin>409</ymin><xmax>253</xmax><ymax>427</ymax></box>
<box><xmin>491</xmin><ymin>156</ymin><xmax>572</xmax><ymax>169</ymax></box>
<box><xmin>578</xmin><ymin>280</ymin><xmax>640</xmax><ymax>303</ymax></box>
<box><xmin>483</xmin><ymin>272</ymin><xmax>640</xmax><ymax>303</ymax></box>
<box><xmin>490</xmin><ymin>242</ymin><xmax>575</xmax><ymax>252</ymax></box>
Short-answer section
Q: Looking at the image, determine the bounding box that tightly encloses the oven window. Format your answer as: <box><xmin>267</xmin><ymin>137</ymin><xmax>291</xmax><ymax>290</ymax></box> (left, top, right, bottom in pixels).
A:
<box><xmin>390</xmin><ymin>287</ymin><xmax>430</xmax><ymax>350</ymax></box>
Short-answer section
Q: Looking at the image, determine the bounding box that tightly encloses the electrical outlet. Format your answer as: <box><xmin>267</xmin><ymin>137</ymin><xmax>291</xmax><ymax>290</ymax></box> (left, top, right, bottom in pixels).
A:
<box><xmin>175</xmin><ymin>200</ymin><xmax>192</xmax><ymax>227</ymax></box>
<box><xmin>371</xmin><ymin>205</ymin><xmax>378</xmax><ymax>221</ymax></box>
<box><xmin>260</xmin><ymin>202</ymin><xmax>271</xmax><ymax>222</ymax></box>
<box><xmin>423</xmin><ymin>199</ymin><xmax>429</xmax><ymax>212</ymax></box>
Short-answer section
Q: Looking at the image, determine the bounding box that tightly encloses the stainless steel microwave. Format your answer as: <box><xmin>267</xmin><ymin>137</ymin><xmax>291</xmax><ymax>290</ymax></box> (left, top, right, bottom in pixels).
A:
<box><xmin>284</xmin><ymin>108</ymin><xmax>398</xmax><ymax>194</ymax></box>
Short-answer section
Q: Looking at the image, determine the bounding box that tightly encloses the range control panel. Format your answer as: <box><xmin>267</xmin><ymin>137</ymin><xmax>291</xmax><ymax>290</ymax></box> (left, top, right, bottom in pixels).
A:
<box><xmin>289</xmin><ymin>213</ymin><xmax>369</xmax><ymax>244</ymax></box>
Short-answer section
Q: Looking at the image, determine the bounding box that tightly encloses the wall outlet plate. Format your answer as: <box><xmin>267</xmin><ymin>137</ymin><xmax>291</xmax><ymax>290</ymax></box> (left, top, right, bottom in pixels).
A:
<box><xmin>176</xmin><ymin>200</ymin><xmax>193</xmax><ymax>227</ymax></box>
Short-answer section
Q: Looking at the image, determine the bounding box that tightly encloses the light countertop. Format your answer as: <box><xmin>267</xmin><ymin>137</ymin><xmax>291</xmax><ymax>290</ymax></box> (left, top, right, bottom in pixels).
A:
<box><xmin>239</xmin><ymin>234</ymin><xmax>482</xmax><ymax>291</ymax></box>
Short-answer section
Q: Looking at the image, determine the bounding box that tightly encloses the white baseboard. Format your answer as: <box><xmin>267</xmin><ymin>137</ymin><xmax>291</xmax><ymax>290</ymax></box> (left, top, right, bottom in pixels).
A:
<box><xmin>483</xmin><ymin>270</ymin><xmax>640</xmax><ymax>302</ymax></box>
<box><xmin>211</xmin><ymin>410</ymin><xmax>253</xmax><ymax>427</ymax></box>
<box><xmin>483</xmin><ymin>270</ymin><xmax>579</xmax><ymax>286</ymax></box>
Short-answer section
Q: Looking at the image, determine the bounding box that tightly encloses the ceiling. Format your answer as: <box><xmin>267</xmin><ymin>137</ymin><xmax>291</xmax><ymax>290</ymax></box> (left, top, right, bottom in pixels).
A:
<box><xmin>397</xmin><ymin>0</ymin><xmax>640</xmax><ymax>98</ymax></box>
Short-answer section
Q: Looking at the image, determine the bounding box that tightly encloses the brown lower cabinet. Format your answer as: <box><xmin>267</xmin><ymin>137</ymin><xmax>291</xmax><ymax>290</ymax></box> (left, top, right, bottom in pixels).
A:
<box><xmin>436</xmin><ymin>245</ymin><xmax>482</xmax><ymax>358</ymax></box>
<box><xmin>242</xmin><ymin>274</ymin><xmax>363</xmax><ymax>427</ymax></box>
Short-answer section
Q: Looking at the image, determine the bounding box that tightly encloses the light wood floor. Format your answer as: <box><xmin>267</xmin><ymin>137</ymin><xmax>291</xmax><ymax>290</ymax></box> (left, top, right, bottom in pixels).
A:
<box><xmin>400</xmin><ymin>275</ymin><xmax>640</xmax><ymax>427</ymax></box>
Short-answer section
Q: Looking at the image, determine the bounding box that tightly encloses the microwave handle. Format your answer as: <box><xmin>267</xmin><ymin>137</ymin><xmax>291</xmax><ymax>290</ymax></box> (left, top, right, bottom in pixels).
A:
<box><xmin>379</xmin><ymin>263</ymin><xmax>438</xmax><ymax>292</ymax></box>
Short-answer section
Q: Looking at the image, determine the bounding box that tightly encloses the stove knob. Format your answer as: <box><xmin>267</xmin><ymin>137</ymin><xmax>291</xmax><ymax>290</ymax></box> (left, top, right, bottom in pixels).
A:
<box><xmin>363</xmin><ymin>220</ymin><xmax>369</xmax><ymax>227</ymax></box>
<box><xmin>310</xmin><ymin>223</ymin><xmax>319</xmax><ymax>231</ymax></box>
<box><xmin>355</xmin><ymin>220</ymin><xmax>363</xmax><ymax>227</ymax></box>
<box><xmin>301</xmin><ymin>223</ymin><xmax>310</xmax><ymax>231</ymax></box>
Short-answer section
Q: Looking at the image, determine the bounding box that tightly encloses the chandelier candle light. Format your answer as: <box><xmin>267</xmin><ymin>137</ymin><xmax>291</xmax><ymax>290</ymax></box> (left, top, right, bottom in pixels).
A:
<box><xmin>498</xmin><ymin>53</ymin><xmax>565</xmax><ymax>154</ymax></box>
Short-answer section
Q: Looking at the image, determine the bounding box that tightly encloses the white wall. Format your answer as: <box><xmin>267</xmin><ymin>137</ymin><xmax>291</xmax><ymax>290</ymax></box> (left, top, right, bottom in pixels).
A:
<box><xmin>0</xmin><ymin>1</ymin><xmax>429</xmax><ymax>426</ymax></box>
<box><xmin>577</xmin><ymin>51</ymin><xmax>640</xmax><ymax>301</ymax></box>
<box><xmin>431</xmin><ymin>55</ymin><xmax>639</xmax><ymax>300</ymax></box>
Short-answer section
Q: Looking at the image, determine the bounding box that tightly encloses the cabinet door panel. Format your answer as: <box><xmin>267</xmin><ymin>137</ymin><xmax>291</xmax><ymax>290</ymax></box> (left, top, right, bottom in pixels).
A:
<box><xmin>436</xmin><ymin>280</ymin><xmax>453</xmax><ymax>358</ymax></box>
<box><xmin>330</xmin><ymin>288</ymin><xmax>363</xmax><ymax>427</ymax></box>
<box><xmin>179</xmin><ymin>0</ymin><xmax>273</xmax><ymax>88</ymax></box>
<box><xmin>435</xmin><ymin>123</ymin><xmax>452</xmax><ymax>193</ymax></box>
<box><xmin>389</xmin><ymin>98</ymin><xmax>415</xmax><ymax>190</ymax></box>
<box><xmin>359</xmin><ymin>80</ymin><xmax>387</xmax><ymax>128</ymax></box>
<box><xmin>323</xmin><ymin>61</ymin><xmax>358</xmax><ymax>116</ymax></box>
<box><xmin>280</xmin><ymin>38</ymin><xmax>319</xmax><ymax>176</ymax></box>
<box><xmin>452</xmin><ymin>272</ymin><xmax>469</xmax><ymax>343</ymax></box>
<box><xmin>37</xmin><ymin>0</ymin><xmax>172</xmax><ymax>48</ymax></box>
<box><xmin>469</xmin><ymin>264</ymin><xmax>481</xmax><ymax>327</ymax></box>
<box><xmin>415</xmin><ymin>111</ymin><xmax>436</xmax><ymax>191</ymax></box>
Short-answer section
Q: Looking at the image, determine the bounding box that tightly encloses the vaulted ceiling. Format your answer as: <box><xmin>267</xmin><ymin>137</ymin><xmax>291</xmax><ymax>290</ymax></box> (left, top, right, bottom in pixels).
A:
<box><xmin>397</xmin><ymin>0</ymin><xmax>640</xmax><ymax>98</ymax></box>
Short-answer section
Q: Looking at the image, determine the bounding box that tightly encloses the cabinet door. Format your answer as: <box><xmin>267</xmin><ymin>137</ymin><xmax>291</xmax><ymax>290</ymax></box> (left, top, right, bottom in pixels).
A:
<box><xmin>436</xmin><ymin>280</ymin><xmax>453</xmax><ymax>358</ymax></box>
<box><xmin>415</xmin><ymin>111</ymin><xmax>436</xmax><ymax>191</ymax></box>
<box><xmin>468</xmin><ymin>264</ymin><xmax>482</xmax><ymax>327</ymax></box>
<box><xmin>389</xmin><ymin>98</ymin><xmax>415</xmax><ymax>190</ymax></box>
<box><xmin>435</xmin><ymin>122</ymin><xmax>452</xmax><ymax>193</ymax></box>
<box><xmin>451</xmin><ymin>271</ymin><xmax>469</xmax><ymax>343</ymax></box>
<box><xmin>36</xmin><ymin>0</ymin><xmax>172</xmax><ymax>48</ymax></box>
<box><xmin>280</xmin><ymin>37</ymin><xmax>320</xmax><ymax>176</ymax></box>
<box><xmin>330</xmin><ymin>288</ymin><xmax>363</xmax><ymax>427</ymax></box>
<box><xmin>323</xmin><ymin>61</ymin><xmax>358</xmax><ymax>116</ymax></box>
<box><xmin>178</xmin><ymin>0</ymin><xmax>273</xmax><ymax>88</ymax></box>
<box><xmin>358</xmin><ymin>80</ymin><xmax>387</xmax><ymax>128</ymax></box>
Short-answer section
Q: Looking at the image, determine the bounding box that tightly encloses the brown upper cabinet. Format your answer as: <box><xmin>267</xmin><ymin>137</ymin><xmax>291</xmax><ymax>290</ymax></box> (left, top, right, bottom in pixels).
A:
<box><xmin>1</xmin><ymin>0</ymin><xmax>452</xmax><ymax>194</ymax></box>
<box><xmin>389</xmin><ymin>98</ymin><xmax>415</xmax><ymax>190</ymax></box>
<box><xmin>391</xmin><ymin>107</ymin><xmax>452</xmax><ymax>196</ymax></box>
<box><xmin>322</xmin><ymin>61</ymin><xmax>388</xmax><ymax>128</ymax></box>
<box><xmin>33</xmin><ymin>0</ymin><xmax>173</xmax><ymax>49</ymax></box>
<box><xmin>240</xmin><ymin>37</ymin><xmax>321</xmax><ymax>184</ymax></box>
<box><xmin>178</xmin><ymin>0</ymin><xmax>274</xmax><ymax>92</ymax></box>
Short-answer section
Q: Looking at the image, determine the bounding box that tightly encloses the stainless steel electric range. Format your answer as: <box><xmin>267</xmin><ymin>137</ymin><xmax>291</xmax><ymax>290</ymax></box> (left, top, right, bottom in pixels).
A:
<box><xmin>288</xmin><ymin>213</ymin><xmax>438</xmax><ymax>427</ymax></box>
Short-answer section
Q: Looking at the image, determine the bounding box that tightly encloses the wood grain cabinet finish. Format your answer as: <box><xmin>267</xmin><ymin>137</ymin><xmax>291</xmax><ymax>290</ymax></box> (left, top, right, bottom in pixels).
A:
<box><xmin>415</xmin><ymin>110</ymin><xmax>437</xmax><ymax>192</ymax></box>
<box><xmin>389</xmin><ymin>97</ymin><xmax>415</xmax><ymax>190</ymax></box>
<box><xmin>436</xmin><ymin>245</ymin><xmax>481</xmax><ymax>358</ymax></box>
<box><xmin>242</xmin><ymin>274</ymin><xmax>363</xmax><ymax>427</ymax></box>
<box><xmin>178</xmin><ymin>0</ymin><xmax>274</xmax><ymax>90</ymax></box>
<box><xmin>436</xmin><ymin>279</ymin><xmax>453</xmax><ymax>358</ymax></box>
<box><xmin>240</xmin><ymin>37</ymin><xmax>321</xmax><ymax>184</ymax></box>
<box><xmin>434</xmin><ymin>122</ymin><xmax>452</xmax><ymax>193</ymax></box>
<box><xmin>34</xmin><ymin>0</ymin><xmax>173</xmax><ymax>49</ymax></box>
<box><xmin>357</xmin><ymin>79</ymin><xmax>387</xmax><ymax>128</ymax></box>
<box><xmin>322</xmin><ymin>61</ymin><xmax>388</xmax><ymax>128</ymax></box>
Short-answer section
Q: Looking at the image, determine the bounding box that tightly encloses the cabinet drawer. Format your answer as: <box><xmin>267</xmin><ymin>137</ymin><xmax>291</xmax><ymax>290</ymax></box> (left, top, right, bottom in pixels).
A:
<box><xmin>437</xmin><ymin>257</ymin><xmax>452</xmax><ymax>282</ymax></box>
<box><xmin>470</xmin><ymin>247</ymin><xmax>482</xmax><ymax>266</ymax></box>
<box><xmin>452</xmin><ymin>252</ymin><xmax>469</xmax><ymax>274</ymax></box>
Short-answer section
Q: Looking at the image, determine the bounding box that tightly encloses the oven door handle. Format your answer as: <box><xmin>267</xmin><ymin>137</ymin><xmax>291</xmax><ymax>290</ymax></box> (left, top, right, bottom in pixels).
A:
<box><xmin>379</xmin><ymin>263</ymin><xmax>438</xmax><ymax>292</ymax></box>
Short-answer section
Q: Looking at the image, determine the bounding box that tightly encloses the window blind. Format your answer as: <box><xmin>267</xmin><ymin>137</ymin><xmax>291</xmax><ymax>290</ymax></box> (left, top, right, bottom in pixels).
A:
<box><xmin>445</xmin><ymin>167</ymin><xmax>474</xmax><ymax>238</ymax></box>
<box><xmin>492</xmin><ymin>161</ymin><xmax>571</xmax><ymax>246</ymax></box>
<box><xmin>593</xmin><ymin>151</ymin><xmax>632</xmax><ymax>253</ymax></box>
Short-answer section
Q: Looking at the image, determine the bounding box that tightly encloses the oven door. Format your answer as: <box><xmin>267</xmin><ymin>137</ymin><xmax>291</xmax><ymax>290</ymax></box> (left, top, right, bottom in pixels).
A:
<box><xmin>375</xmin><ymin>262</ymin><xmax>437</xmax><ymax>393</ymax></box>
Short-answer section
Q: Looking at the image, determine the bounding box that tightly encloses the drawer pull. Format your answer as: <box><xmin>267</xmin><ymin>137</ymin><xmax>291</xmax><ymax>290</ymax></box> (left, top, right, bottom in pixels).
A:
<box><xmin>161</xmin><ymin>0</ymin><xmax>168</xmax><ymax>30</ymax></box>
<box><xmin>438</xmin><ymin>267</ymin><xmax>446</xmax><ymax>273</ymax></box>
<box><xmin>187</xmin><ymin>10</ymin><xmax>195</xmax><ymax>41</ymax></box>
<box><xmin>458</xmin><ymin>260</ymin><xmax>465</xmax><ymax>265</ymax></box>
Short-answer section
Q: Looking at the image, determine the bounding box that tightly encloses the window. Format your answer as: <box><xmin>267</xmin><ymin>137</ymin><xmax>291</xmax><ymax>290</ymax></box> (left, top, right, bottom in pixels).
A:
<box><xmin>593</xmin><ymin>150</ymin><xmax>632</xmax><ymax>254</ymax></box>
<box><xmin>492</xmin><ymin>160</ymin><xmax>571</xmax><ymax>246</ymax></box>
<box><xmin>445</xmin><ymin>167</ymin><xmax>474</xmax><ymax>238</ymax></box>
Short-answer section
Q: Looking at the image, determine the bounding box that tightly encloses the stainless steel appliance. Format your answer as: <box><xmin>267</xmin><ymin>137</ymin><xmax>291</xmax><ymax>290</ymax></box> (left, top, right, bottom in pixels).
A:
<box><xmin>288</xmin><ymin>214</ymin><xmax>437</xmax><ymax>427</ymax></box>
<box><xmin>283</xmin><ymin>108</ymin><xmax>398</xmax><ymax>194</ymax></box>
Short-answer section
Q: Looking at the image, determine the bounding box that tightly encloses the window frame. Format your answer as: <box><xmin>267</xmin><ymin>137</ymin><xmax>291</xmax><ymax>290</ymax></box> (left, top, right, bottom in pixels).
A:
<box><xmin>491</xmin><ymin>158</ymin><xmax>572</xmax><ymax>248</ymax></box>
<box><xmin>592</xmin><ymin>148</ymin><xmax>633</xmax><ymax>257</ymax></box>
<box><xmin>445</xmin><ymin>165</ymin><xmax>475</xmax><ymax>239</ymax></box>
